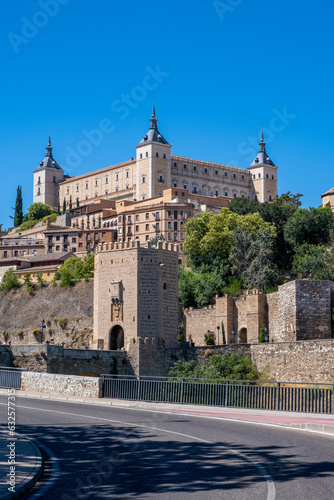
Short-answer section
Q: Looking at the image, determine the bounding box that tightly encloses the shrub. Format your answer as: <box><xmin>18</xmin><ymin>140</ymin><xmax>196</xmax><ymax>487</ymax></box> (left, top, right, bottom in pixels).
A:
<box><xmin>0</xmin><ymin>269</ymin><xmax>21</xmax><ymax>294</ymax></box>
<box><xmin>32</xmin><ymin>329</ymin><xmax>41</xmax><ymax>336</ymax></box>
<box><xmin>58</xmin><ymin>317</ymin><xmax>68</xmax><ymax>329</ymax></box>
<box><xmin>46</xmin><ymin>319</ymin><xmax>51</xmax><ymax>327</ymax></box>
<box><xmin>204</xmin><ymin>331</ymin><xmax>215</xmax><ymax>346</ymax></box>
<box><xmin>36</xmin><ymin>273</ymin><xmax>45</xmax><ymax>289</ymax></box>
<box><xmin>16</xmin><ymin>330</ymin><xmax>23</xmax><ymax>336</ymax></box>
<box><xmin>204</xmin><ymin>349</ymin><xmax>212</xmax><ymax>357</ymax></box>
<box><xmin>23</xmin><ymin>273</ymin><xmax>35</xmax><ymax>293</ymax></box>
<box><xmin>32</xmin><ymin>352</ymin><xmax>40</xmax><ymax>358</ymax></box>
<box><xmin>2</xmin><ymin>331</ymin><xmax>9</xmax><ymax>340</ymax></box>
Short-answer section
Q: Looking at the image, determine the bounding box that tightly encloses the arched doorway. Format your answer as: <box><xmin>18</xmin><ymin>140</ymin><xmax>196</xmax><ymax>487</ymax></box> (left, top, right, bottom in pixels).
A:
<box><xmin>109</xmin><ymin>325</ymin><xmax>124</xmax><ymax>350</ymax></box>
<box><xmin>239</xmin><ymin>328</ymin><xmax>247</xmax><ymax>344</ymax></box>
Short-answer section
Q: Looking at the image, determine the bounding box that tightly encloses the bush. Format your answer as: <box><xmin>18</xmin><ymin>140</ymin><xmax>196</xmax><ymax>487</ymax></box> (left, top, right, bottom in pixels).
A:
<box><xmin>32</xmin><ymin>329</ymin><xmax>41</xmax><ymax>336</ymax></box>
<box><xmin>16</xmin><ymin>330</ymin><xmax>23</xmax><ymax>336</ymax></box>
<box><xmin>23</xmin><ymin>273</ymin><xmax>35</xmax><ymax>294</ymax></box>
<box><xmin>53</xmin><ymin>255</ymin><xmax>94</xmax><ymax>288</ymax></box>
<box><xmin>168</xmin><ymin>353</ymin><xmax>259</xmax><ymax>381</ymax></box>
<box><xmin>58</xmin><ymin>317</ymin><xmax>68</xmax><ymax>329</ymax></box>
<box><xmin>0</xmin><ymin>269</ymin><xmax>21</xmax><ymax>295</ymax></box>
<box><xmin>204</xmin><ymin>331</ymin><xmax>215</xmax><ymax>346</ymax></box>
<box><xmin>2</xmin><ymin>331</ymin><xmax>9</xmax><ymax>341</ymax></box>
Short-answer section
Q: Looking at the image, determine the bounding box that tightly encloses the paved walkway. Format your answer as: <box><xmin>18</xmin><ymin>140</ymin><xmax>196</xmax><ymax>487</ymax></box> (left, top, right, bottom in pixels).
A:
<box><xmin>0</xmin><ymin>388</ymin><xmax>333</xmax><ymax>498</ymax></box>
<box><xmin>0</xmin><ymin>429</ymin><xmax>43</xmax><ymax>500</ymax></box>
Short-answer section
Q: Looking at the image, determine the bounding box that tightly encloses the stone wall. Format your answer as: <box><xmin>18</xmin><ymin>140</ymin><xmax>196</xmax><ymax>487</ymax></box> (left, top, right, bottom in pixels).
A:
<box><xmin>251</xmin><ymin>340</ymin><xmax>334</xmax><ymax>383</ymax></box>
<box><xmin>21</xmin><ymin>372</ymin><xmax>102</xmax><ymax>398</ymax></box>
<box><xmin>184</xmin><ymin>280</ymin><xmax>334</xmax><ymax>345</ymax></box>
<box><xmin>47</xmin><ymin>344</ymin><xmax>133</xmax><ymax>376</ymax></box>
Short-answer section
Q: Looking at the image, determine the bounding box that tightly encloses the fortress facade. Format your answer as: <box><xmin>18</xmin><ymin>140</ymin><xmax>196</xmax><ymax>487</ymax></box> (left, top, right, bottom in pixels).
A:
<box><xmin>33</xmin><ymin>106</ymin><xmax>278</xmax><ymax>211</ymax></box>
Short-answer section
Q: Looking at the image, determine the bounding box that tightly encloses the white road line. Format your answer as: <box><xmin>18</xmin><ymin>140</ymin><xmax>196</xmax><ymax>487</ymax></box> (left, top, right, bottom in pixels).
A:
<box><xmin>0</xmin><ymin>402</ymin><xmax>276</xmax><ymax>500</ymax></box>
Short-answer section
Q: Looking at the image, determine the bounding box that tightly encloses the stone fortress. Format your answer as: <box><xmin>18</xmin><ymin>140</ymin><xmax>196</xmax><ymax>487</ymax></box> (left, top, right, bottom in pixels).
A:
<box><xmin>33</xmin><ymin>105</ymin><xmax>278</xmax><ymax>210</ymax></box>
<box><xmin>93</xmin><ymin>240</ymin><xmax>179</xmax><ymax>351</ymax></box>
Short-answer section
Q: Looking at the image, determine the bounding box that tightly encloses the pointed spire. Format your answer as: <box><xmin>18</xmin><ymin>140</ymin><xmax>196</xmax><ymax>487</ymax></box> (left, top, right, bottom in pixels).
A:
<box><xmin>258</xmin><ymin>125</ymin><xmax>266</xmax><ymax>153</ymax></box>
<box><xmin>150</xmin><ymin>102</ymin><xmax>158</xmax><ymax>130</ymax></box>
<box><xmin>46</xmin><ymin>134</ymin><xmax>53</xmax><ymax>157</ymax></box>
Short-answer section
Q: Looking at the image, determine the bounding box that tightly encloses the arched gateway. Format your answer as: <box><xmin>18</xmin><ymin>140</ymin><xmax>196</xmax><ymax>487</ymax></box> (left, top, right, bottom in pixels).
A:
<box><xmin>109</xmin><ymin>325</ymin><xmax>124</xmax><ymax>350</ymax></box>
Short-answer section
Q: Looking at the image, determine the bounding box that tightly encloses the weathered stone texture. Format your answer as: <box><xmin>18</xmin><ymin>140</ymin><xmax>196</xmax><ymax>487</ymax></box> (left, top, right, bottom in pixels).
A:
<box><xmin>184</xmin><ymin>280</ymin><xmax>334</xmax><ymax>346</ymax></box>
<box><xmin>251</xmin><ymin>340</ymin><xmax>334</xmax><ymax>383</ymax></box>
<box><xmin>21</xmin><ymin>372</ymin><xmax>102</xmax><ymax>398</ymax></box>
<box><xmin>93</xmin><ymin>242</ymin><xmax>179</xmax><ymax>350</ymax></box>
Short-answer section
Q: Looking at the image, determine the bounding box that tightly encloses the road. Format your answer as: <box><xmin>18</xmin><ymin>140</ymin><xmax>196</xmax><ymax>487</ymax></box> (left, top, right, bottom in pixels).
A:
<box><xmin>0</xmin><ymin>395</ymin><xmax>334</xmax><ymax>499</ymax></box>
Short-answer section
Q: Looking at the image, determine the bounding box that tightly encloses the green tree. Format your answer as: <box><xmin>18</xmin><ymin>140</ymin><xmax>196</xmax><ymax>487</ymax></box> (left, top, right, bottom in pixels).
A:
<box><xmin>69</xmin><ymin>195</ymin><xmax>72</xmax><ymax>211</ymax></box>
<box><xmin>14</xmin><ymin>185</ymin><xmax>23</xmax><ymax>227</ymax></box>
<box><xmin>23</xmin><ymin>273</ymin><xmax>35</xmax><ymax>293</ymax></box>
<box><xmin>63</xmin><ymin>198</ymin><xmax>67</xmax><ymax>215</ymax></box>
<box><xmin>243</xmin><ymin>229</ymin><xmax>279</xmax><ymax>291</ymax></box>
<box><xmin>284</xmin><ymin>207</ymin><xmax>334</xmax><ymax>249</ymax></box>
<box><xmin>0</xmin><ymin>269</ymin><xmax>21</xmax><ymax>294</ymax></box>
<box><xmin>22</xmin><ymin>203</ymin><xmax>55</xmax><ymax>223</ymax></box>
<box><xmin>184</xmin><ymin>208</ymin><xmax>275</xmax><ymax>263</ymax></box>
<box><xmin>150</xmin><ymin>233</ymin><xmax>165</xmax><ymax>246</ymax></box>
<box><xmin>53</xmin><ymin>255</ymin><xmax>94</xmax><ymax>287</ymax></box>
<box><xmin>228</xmin><ymin>197</ymin><xmax>261</xmax><ymax>215</ymax></box>
<box><xmin>291</xmin><ymin>244</ymin><xmax>331</xmax><ymax>280</ymax></box>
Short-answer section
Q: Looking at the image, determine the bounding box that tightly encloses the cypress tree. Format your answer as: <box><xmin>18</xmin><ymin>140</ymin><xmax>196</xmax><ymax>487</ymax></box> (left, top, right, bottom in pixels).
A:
<box><xmin>14</xmin><ymin>186</ymin><xmax>23</xmax><ymax>227</ymax></box>
<box><xmin>63</xmin><ymin>198</ymin><xmax>67</xmax><ymax>214</ymax></box>
<box><xmin>69</xmin><ymin>195</ymin><xmax>72</xmax><ymax>211</ymax></box>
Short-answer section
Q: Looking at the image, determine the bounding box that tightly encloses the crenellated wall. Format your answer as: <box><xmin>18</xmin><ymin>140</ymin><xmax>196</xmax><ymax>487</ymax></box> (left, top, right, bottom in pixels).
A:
<box><xmin>184</xmin><ymin>280</ymin><xmax>334</xmax><ymax>346</ymax></box>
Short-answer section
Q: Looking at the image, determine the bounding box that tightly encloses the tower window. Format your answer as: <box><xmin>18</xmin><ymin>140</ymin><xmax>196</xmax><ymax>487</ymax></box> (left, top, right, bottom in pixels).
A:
<box><xmin>258</xmin><ymin>173</ymin><xmax>261</xmax><ymax>178</ymax></box>
<box><xmin>225</xmin><ymin>192</ymin><xmax>228</xmax><ymax>196</ymax></box>
<box><xmin>205</xmin><ymin>168</ymin><xmax>207</xmax><ymax>173</ymax></box>
<box><xmin>126</xmin><ymin>170</ymin><xmax>129</xmax><ymax>178</ymax></box>
<box><xmin>156</xmin><ymin>152</ymin><xmax>159</xmax><ymax>157</ymax></box>
<box><xmin>85</xmin><ymin>182</ymin><xmax>88</xmax><ymax>189</ymax></box>
<box><xmin>173</xmin><ymin>162</ymin><xmax>177</xmax><ymax>167</ymax></box>
<box><xmin>184</xmin><ymin>164</ymin><xmax>187</xmax><ymax>169</ymax></box>
<box><xmin>215</xmin><ymin>170</ymin><xmax>218</xmax><ymax>175</ymax></box>
<box><xmin>233</xmin><ymin>174</ymin><xmax>236</xmax><ymax>178</ymax></box>
<box><xmin>140</xmin><ymin>154</ymin><xmax>142</xmax><ymax>159</ymax></box>
<box><xmin>272</xmin><ymin>175</ymin><xmax>274</xmax><ymax>180</ymax></box>
<box><xmin>146</xmin><ymin>152</ymin><xmax>148</xmax><ymax>158</ymax></box>
<box><xmin>37</xmin><ymin>188</ymin><xmax>40</xmax><ymax>196</ymax></box>
<box><xmin>66</xmin><ymin>187</ymin><xmax>69</xmax><ymax>195</ymax></box>
<box><xmin>215</xmin><ymin>190</ymin><xmax>218</xmax><ymax>196</ymax></box>
<box><xmin>95</xmin><ymin>178</ymin><xmax>98</xmax><ymax>187</ymax></box>
<box><xmin>76</xmin><ymin>184</ymin><xmax>79</xmax><ymax>192</ymax></box>
<box><xmin>105</xmin><ymin>176</ymin><xmax>108</xmax><ymax>184</ymax></box>
<box><xmin>253</xmin><ymin>174</ymin><xmax>255</xmax><ymax>179</ymax></box>
<box><xmin>163</xmin><ymin>154</ymin><xmax>166</xmax><ymax>159</ymax></box>
<box><xmin>142</xmin><ymin>175</ymin><xmax>146</xmax><ymax>183</ymax></box>
<box><xmin>193</xmin><ymin>166</ymin><xmax>196</xmax><ymax>171</ymax></box>
<box><xmin>116</xmin><ymin>173</ymin><xmax>119</xmax><ymax>181</ymax></box>
<box><xmin>266</xmin><ymin>174</ymin><xmax>269</xmax><ymax>178</ymax></box>
<box><xmin>225</xmin><ymin>172</ymin><xmax>227</xmax><ymax>176</ymax></box>
<box><xmin>53</xmin><ymin>176</ymin><xmax>56</xmax><ymax>183</ymax></box>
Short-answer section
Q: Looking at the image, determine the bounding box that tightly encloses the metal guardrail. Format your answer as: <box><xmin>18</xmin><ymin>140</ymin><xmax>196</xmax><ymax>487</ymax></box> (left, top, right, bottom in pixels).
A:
<box><xmin>102</xmin><ymin>375</ymin><xmax>334</xmax><ymax>414</ymax></box>
<box><xmin>0</xmin><ymin>366</ymin><xmax>26</xmax><ymax>389</ymax></box>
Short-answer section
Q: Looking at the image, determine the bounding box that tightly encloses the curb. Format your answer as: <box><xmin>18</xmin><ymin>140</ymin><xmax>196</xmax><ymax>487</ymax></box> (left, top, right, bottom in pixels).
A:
<box><xmin>0</xmin><ymin>434</ymin><xmax>43</xmax><ymax>500</ymax></box>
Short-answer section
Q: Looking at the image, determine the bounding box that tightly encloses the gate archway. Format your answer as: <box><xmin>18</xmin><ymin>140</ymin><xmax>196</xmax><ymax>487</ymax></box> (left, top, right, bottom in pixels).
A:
<box><xmin>239</xmin><ymin>328</ymin><xmax>247</xmax><ymax>344</ymax></box>
<box><xmin>109</xmin><ymin>325</ymin><xmax>124</xmax><ymax>350</ymax></box>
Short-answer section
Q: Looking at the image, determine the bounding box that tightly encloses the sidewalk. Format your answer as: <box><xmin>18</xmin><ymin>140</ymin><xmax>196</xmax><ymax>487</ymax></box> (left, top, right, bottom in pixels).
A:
<box><xmin>0</xmin><ymin>430</ymin><xmax>43</xmax><ymax>500</ymax></box>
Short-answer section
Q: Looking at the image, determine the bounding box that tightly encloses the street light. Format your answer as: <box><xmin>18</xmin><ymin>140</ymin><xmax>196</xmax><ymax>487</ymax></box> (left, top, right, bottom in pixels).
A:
<box><xmin>41</xmin><ymin>319</ymin><xmax>46</xmax><ymax>343</ymax></box>
<box><xmin>216</xmin><ymin>325</ymin><xmax>220</xmax><ymax>345</ymax></box>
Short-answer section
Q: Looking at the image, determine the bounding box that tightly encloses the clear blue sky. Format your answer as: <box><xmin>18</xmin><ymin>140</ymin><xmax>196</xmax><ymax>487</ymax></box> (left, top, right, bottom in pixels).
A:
<box><xmin>1</xmin><ymin>0</ymin><xmax>333</xmax><ymax>229</ymax></box>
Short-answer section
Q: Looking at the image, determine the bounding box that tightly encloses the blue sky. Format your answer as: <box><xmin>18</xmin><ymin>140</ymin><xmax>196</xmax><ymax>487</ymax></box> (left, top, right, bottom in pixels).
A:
<box><xmin>1</xmin><ymin>0</ymin><xmax>333</xmax><ymax>229</ymax></box>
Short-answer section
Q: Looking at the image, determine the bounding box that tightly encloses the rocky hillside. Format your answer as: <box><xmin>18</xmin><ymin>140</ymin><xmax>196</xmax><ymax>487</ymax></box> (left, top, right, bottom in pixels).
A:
<box><xmin>0</xmin><ymin>280</ymin><xmax>94</xmax><ymax>347</ymax></box>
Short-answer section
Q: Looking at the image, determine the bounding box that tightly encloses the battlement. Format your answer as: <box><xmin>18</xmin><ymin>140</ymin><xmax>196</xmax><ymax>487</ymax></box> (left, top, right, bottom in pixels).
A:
<box><xmin>95</xmin><ymin>240</ymin><xmax>179</xmax><ymax>254</ymax></box>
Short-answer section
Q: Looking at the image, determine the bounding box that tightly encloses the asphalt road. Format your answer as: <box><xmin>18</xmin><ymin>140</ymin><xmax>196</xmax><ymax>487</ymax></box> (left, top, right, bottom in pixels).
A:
<box><xmin>0</xmin><ymin>395</ymin><xmax>333</xmax><ymax>500</ymax></box>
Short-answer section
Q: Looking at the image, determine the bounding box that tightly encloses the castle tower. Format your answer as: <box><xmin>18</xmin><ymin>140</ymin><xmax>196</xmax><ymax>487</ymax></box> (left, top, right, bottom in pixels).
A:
<box><xmin>248</xmin><ymin>128</ymin><xmax>278</xmax><ymax>202</ymax></box>
<box><xmin>93</xmin><ymin>241</ymin><xmax>179</xmax><ymax>350</ymax></box>
<box><xmin>135</xmin><ymin>105</ymin><xmax>171</xmax><ymax>201</ymax></box>
<box><xmin>33</xmin><ymin>135</ymin><xmax>65</xmax><ymax>208</ymax></box>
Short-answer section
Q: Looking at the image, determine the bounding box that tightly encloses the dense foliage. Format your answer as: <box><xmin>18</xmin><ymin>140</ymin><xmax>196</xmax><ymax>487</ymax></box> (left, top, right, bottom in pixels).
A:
<box><xmin>168</xmin><ymin>353</ymin><xmax>259</xmax><ymax>381</ymax></box>
<box><xmin>0</xmin><ymin>269</ymin><xmax>21</xmax><ymax>294</ymax></box>
<box><xmin>53</xmin><ymin>255</ymin><xmax>95</xmax><ymax>288</ymax></box>
<box><xmin>180</xmin><ymin>192</ymin><xmax>334</xmax><ymax>308</ymax></box>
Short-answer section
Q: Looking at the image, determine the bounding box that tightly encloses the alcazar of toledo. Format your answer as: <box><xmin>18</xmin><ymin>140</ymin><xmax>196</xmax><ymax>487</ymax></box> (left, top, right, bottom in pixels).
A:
<box><xmin>33</xmin><ymin>106</ymin><xmax>278</xmax><ymax>245</ymax></box>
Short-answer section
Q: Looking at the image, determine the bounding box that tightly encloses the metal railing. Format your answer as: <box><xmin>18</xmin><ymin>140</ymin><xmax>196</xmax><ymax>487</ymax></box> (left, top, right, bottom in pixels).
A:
<box><xmin>102</xmin><ymin>375</ymin><xmax>334</xmax><ymax>414</ymax></box>
<box><xmin>0</xmin><ymin>366</ymin><xmax>26</xmax><ymax>389</ymax></box>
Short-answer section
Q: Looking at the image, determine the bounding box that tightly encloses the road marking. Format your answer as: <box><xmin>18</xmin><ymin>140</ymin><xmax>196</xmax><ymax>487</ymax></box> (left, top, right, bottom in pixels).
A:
<box><xmin>0</xmin><ymin>402</ymin><xmax>276</xmax><ymax>500</ymax></box>
<box><xmin>20</xmin><ymin>437</ymin><xmax>60</xmax><ymax>499</ymax></box>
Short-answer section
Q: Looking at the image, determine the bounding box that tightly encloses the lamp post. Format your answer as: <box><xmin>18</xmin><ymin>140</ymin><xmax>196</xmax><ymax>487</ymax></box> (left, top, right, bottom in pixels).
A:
<box><xmin>216</xmin><ymin>325</ymin><xmax>220</xmax><ymax>346</ymax></box>
<box><xmin>41</xmin><ymin>319</ymin><xmax>46</xmax><ymax>343</ymax></box>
